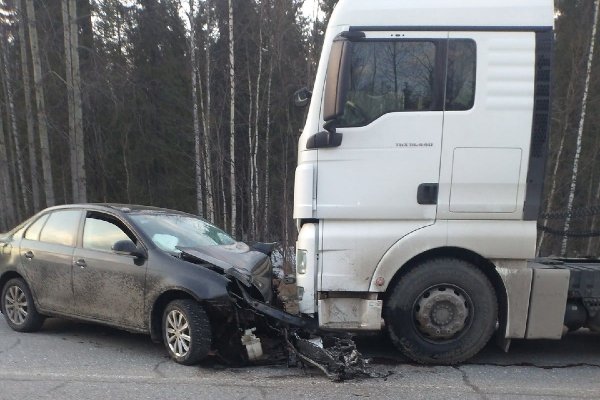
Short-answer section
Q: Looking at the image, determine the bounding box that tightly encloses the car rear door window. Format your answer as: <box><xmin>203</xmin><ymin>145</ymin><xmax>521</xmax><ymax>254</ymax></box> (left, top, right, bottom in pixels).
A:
<box><xmin>39</xmin><ymin>210</ymin><xmax>82</xmax><ymax>247</ymax></box>
<box><xmin>83</xmin><ymin>216</ymin><xmax>135</xmax><ymax>252</ymax></box>
<box><xmin>24</xmin><ymin>214</ymin><xmax>50</xmax><ymax>241</ymax></box>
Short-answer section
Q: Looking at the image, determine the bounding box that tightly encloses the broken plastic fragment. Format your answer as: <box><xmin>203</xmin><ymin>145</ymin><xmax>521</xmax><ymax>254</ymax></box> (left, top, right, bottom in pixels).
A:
<box><xmin>241</xmin><ymin>328</ymin><xmax>263</xmax><ymax>361</ymax></box>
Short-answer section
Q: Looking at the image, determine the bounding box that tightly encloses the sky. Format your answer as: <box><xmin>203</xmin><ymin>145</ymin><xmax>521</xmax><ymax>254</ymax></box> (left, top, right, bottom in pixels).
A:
<box><xmin>301</xmin><ymin>0</ymin><xmax>322</xmax><ymax>21</ymax></box>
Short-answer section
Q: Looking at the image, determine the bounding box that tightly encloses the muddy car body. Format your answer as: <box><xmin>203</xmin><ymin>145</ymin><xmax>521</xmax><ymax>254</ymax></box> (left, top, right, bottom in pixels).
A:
<box><xmin>0</xmin><ymin>204</ymin><xmax>275</xmax><ymax>364</ymax></box>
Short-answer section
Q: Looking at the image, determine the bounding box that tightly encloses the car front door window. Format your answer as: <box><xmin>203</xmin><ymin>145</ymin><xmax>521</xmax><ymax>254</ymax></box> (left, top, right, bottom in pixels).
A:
<box><xmin>83</xmin><ymin>217</ymin><xmax>135</xmax><ymax>253</ymax></box>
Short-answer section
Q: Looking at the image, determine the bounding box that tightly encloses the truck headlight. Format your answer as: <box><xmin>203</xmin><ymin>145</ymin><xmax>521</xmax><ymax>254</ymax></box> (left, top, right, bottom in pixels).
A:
<box><xmin>296</xmin><ymin>249</ymin><xmax>307</xmax><ymax>274</ymax></box>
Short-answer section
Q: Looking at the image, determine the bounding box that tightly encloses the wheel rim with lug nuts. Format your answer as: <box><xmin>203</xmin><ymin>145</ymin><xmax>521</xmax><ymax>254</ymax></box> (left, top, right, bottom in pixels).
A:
<box><xmin>413</xmin><ymin>284</ymin><xmax>472</xmax><ymax>342</ymax></box>
<box><xmin>166</xmin><ymin>310</ymin><xmax>191</xmax><ymax>357</ymax></box>
<box><xmin>5</xmin><ymin>286</ymin><xmax>28</xmax><ymax>325</ymax></box>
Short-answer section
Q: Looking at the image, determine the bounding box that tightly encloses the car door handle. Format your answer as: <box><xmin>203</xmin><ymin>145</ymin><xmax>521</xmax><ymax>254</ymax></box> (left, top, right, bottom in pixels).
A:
<box><xmin>75</xmin><ymin>259</ymin><xmax>87</xmax><ymax>269</ymax></box>
<box><xmin>24</xmin><ymin>251</ymin><xmax>34</xmax><ymax>259</ymax></box>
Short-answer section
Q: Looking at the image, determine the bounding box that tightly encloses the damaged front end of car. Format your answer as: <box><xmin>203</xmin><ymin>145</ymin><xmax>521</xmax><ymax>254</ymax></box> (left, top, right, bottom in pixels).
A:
<box><xmin>179</xmin><ymin>242</ymin><xmax>380</xmax><ymax>381</ymax></box>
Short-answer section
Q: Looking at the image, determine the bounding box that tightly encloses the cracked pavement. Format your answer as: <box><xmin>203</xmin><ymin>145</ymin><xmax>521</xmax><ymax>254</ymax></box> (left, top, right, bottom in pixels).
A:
<box><xmin>1</xmin><ymin>318</ymin><xmax>600</xmax><ymax>399</ymax></box>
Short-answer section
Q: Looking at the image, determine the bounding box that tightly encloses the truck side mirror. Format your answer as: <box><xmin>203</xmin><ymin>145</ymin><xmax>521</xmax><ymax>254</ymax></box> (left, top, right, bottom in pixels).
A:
<box><xmin>323</xmin><ymin>33</ymin><xmax>356</xmax><ymax>122</ymax></box>
<box><xmin>293</xmin><ymin>87</ymin><xmax>312</xmax><ymax>108</ymax></box>
<box><xmin>305</xmin><ymin>128</ymin><xmax>343</xmax><ymax>150</ymax></box>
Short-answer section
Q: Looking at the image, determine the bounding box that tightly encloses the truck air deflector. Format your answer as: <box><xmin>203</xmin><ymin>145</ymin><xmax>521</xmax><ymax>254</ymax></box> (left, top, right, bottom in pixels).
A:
<box><xmin>349</xmin><ymin>26</ymin><xmax>553</xmax><ymax>33</ymax></box>
<box><xmin>523</xmin><ymin>30</ymin><xmax>553</xmax><ymax>221</ymax></box>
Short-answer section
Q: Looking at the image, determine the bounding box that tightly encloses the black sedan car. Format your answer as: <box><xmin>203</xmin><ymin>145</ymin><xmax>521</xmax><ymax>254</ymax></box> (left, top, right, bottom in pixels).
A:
<box><xmin>0</xmin><ymin>204</ymin><xmax>276</xmax><ymax>365</ymax></box>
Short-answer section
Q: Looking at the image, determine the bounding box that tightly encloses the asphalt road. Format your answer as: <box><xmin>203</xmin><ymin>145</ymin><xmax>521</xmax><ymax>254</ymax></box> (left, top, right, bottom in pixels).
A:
<box><xmin>1</xmin><ymin>317</ymin><xmax>600</xmax><ymax>400</ymax></box>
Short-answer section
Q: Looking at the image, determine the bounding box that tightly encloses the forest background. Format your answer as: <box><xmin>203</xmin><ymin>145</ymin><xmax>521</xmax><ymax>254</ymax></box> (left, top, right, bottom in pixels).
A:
<box><xmin>0</xmin><ymin>0</ymin><xmax>598</xmax><ymax>259</ymax></box>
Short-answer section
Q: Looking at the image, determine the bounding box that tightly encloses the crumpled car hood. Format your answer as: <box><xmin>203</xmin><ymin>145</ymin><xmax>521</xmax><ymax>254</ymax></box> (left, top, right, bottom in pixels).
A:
<box><xmin>179</xmin><ymin>242</ymin><xmax>273</xmax><ymax>303</ymax></box>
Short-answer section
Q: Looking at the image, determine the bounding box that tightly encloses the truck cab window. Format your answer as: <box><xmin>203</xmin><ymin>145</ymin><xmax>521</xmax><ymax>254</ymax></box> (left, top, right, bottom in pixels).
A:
<box><xmin>337</xmin><ymin>41</ymin><xmax>439</xmax><ymax>128</ymax></box>
<box><xmin>446</xmin><ymin>40</ymin><xmax>476</xmax><ymax>111</ymax></box>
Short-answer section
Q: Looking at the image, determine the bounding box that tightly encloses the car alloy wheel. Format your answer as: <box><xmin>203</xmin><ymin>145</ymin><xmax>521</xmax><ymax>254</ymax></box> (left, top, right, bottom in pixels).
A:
<box><xmin>165</xmin><ymin>309</ymin><xmax>191</xmax><ymax>357</ymax></box>
<box><xmin>162</xmin><ymin>299</ymin><xmax>212</xmax><ymax>365</ymax></box>
<box><xmin>4</xmin><ymin>285</ymin><xmax>28</xmax><ymax>325</ymax></box>
<box><xmin>1</xmin><ymin>278</ymin><xmax>44</xmax><ymax>332</ymax></box>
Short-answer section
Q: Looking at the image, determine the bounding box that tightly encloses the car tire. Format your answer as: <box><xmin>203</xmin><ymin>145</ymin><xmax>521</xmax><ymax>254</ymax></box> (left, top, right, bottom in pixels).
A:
<box><xmin>385</xmin><ymin>258</ymin><xmax>497</xmax><ymax>365</ymax></box>
<box><xmin>162</xmin><ymin>299</ymin><xmax>212</xmax><ymax>365</ymax></box>
<box><xmin>1</xmin><ymin>278</ymin><xmax>45</xmax><ymax>332</ymax></box>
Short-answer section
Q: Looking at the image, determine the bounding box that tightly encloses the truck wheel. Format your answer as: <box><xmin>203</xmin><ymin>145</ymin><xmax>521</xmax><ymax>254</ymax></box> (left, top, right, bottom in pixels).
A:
<box><xmin>162</xmin><ymin>299</ymin><xmax>212</xmax><ymax>365</ymax></box>
<box><xmin>385</xmin><ymin>258</ymin><xmax>497</xmax><ymax>364</ymax></box>
<box><xmin>1</xmin><ymin>278</ymin><xmax>45</xmax><ymax>332</ymax></box>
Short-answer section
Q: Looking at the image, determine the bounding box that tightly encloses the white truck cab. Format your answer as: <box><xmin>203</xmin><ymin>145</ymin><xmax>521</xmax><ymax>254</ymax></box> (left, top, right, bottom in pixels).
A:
<box><xmin>293</xmin><ymin>0</ymin><xmax>567</xmax><ymax>364</ymax></box>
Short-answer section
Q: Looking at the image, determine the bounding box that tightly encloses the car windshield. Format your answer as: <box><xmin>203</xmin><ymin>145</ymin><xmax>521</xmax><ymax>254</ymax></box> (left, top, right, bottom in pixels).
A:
<box><xmin>129</xmin><ymin>212</ymin><xmax>235</xmax><ymax>253</ymax></box>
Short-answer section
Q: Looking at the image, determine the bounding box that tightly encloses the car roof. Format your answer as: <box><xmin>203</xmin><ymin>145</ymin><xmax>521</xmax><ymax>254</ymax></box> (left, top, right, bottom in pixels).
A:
<box><xmin>41</xmin><ymin>203</ymin><xmax>194</xmax><ymax>217</ymax></box>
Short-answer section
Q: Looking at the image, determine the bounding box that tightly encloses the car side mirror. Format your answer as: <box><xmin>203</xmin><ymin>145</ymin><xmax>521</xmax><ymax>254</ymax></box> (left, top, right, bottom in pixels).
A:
<box><xmin>112</xmin><ymin>240</ymin><xmax>145</xmax><ymax>258</ymax></box>
<box><xmin>293</xmin><ymin>87</ymin><xmax>312</xmax><ymax>108</ymax></box>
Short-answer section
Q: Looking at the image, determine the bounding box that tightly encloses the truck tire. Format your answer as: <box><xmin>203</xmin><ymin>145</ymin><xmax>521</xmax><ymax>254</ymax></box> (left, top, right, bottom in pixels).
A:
<box><xmin>162</xmin><ymin>299</ymin><xmax>212</xmax><ymax>365</ymax></box>
<box><xmin>1</xmin><ymin>278</ymin><xmax>45</xmax><ymax>332</ymax></box>
<box><xmin>385</xmin><ymin>258</ymin><xmax>497</xmax><ymax>364</ymax></box>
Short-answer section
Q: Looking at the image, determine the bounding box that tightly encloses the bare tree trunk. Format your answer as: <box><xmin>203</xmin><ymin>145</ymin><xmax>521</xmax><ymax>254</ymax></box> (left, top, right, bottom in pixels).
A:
<box><xmin>70</xmin><ymin>0</ymin><xmax>86</xmax><ymax>203</ymax></box>
<box><xmin>1</xmin><ymin>31</ymin><xmax>30</xmax><ymax>216</ymax></box>
<box><xmin>307</xmin><ymin>0</ymin><xmax>321</xmax><ymax>83</ymax></box>
<box><xmin>228</xmin><ymin>0</ymin><xmax>237</xmax><ymax>235</ymax></box>
<box><xmin>5</xmin><ymin>120</ymin><xmax>22</xmax><ymax>222</ymax></box>
<box><xmin>203</xmin><ymin>0</ymin><xmax>215</xmax><ymax>222</ymax></box>
<box><xmin>220</xmin><ymin>159</ymin><xmax>227</xmax><ymax>228</ymax></box>
<box><xmin>584</xmin><ymin>141</ymin><xmax>600</xmax><ymax>256</ymax></box>
<box><xmin>538</xmin><ymin>53</ymin><xmax>581</xmax><ymax>254</ymax></box>
<box><xmin>282</xmin><ymin>107</ymin><xmax>293</xmax><ymax>264</ymax></box>
<box><xmin>537</xmin><ymin>124</ymin><xmax>568</xmax><ymax>253</ymax></box>
<box><xmin>62</xmin><ymin>0</ymin><xmax>77</xmax><ymax>203</ymax></box>
<box><xmin>587</xmin><ymin>133</ymin><xmax>600</xmax><ymax>255</ymax></box>
<box><xmin>262</xmin><ymin>58</ymin><xmax>273</xmax><ymax>239</ymax></box>
<box><xmin>62</xmin><ymin>0</ymin><xmax>86</xmax><ymax>203</ymax></box>
<box><xmin>251</xmin><ymin>10</ymin><xmax>263</xmax><ymax>238</ymax></box>
<box><xmin>198</xmin><ymin>76</ymin><xmax>215</xmax><ymax>221</ymax></box>
<box><xmin>0</xmin><ymin>111</ymin><xmax>16</xmax><ymax>229</ymax></box>
<box><xmin>588</xmin><ymin>181</ymin><xmax>600</xmax><ymax>255</ymax></box>
<box><xmin>247</xmin><ymin>57</ymin><xmax>254</xmax><ymax>237</ymax></box>
<box><xmin>16</xmin><ymin>0</ymin><xmax>40</xmax><ymax>212</ymax></box>
<box><xmin>561</xmin><ymin>0</ymin><xmax>600</xmax><ymax>256</ymax></box>
<box><xmin>26</xmin><ymin>0</ymin><xmax>55</xmax><ymax>206</ymax></box>
<box><xmin>122</xmin><ymin>128</ymin><xmax>131</xmax><ymax>204</ymax></box>
<box><xmin>188</xmin><ymin>0</ymin><xmax>205</xmax><ymax>217</ymax></box>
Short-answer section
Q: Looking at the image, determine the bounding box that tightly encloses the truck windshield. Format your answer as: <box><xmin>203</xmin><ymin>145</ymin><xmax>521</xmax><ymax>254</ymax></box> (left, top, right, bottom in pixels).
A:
<box><xmin>130</xmin><ymin>213</ymin><xmax>236</xmax><ymax>252</ymax></box>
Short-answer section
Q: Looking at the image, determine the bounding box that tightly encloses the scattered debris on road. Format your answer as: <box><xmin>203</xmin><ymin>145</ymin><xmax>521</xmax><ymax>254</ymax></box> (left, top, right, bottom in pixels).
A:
<box><xmin>286</xmin><ymin>332</ymin><xmax>385</xmax><ymax>381</ymax></box>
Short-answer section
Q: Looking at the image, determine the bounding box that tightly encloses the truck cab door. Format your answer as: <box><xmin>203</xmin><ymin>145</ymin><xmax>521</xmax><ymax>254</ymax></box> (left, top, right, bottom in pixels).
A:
<box><xmin>313</xmin><ymin>31</ymin><xmax>448</xmax><ymax>291</ymax></box>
